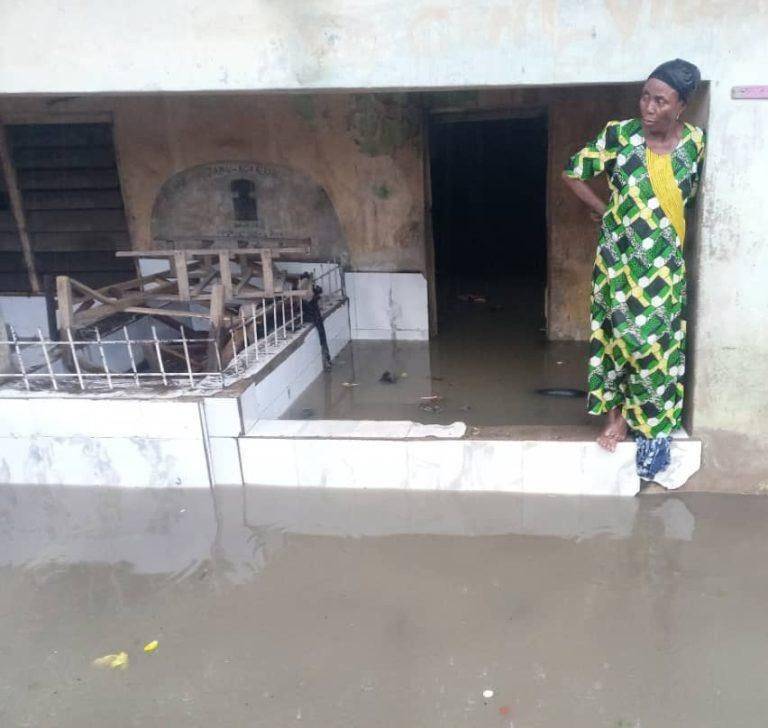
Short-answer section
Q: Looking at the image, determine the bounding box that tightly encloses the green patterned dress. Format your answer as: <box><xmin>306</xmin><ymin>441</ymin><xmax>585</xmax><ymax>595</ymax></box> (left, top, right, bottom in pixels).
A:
<box><xmin>564</xmin><ymin>118</ymin><xmax>706</xmax><ymax>438</ymax></box>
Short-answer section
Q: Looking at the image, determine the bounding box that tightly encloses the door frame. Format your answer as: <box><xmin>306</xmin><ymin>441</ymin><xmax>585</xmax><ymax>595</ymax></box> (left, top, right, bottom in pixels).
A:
<box><xmin>423</xmin><ymin>105</ymin><xmax>550</xmax><ymax>337</ymax></box>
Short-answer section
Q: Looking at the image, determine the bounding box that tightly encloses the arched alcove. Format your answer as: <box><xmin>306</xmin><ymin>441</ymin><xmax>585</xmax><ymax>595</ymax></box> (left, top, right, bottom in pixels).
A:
<box><xmin>150</xmin><ymin>161</ymin><xmax>347</xmax><ymax>261</ymax></box>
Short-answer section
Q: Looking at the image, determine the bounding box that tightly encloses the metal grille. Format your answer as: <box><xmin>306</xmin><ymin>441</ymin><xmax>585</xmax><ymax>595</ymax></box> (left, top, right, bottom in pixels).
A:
<box><xmin>0</xmin><ymin>264</ymin><xmax>345</xmax><ymax>393</ymax></box>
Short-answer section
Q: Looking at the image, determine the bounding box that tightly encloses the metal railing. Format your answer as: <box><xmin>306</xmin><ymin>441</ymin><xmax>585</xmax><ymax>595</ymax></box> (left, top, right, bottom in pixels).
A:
<box><xmin>0</xmin><ymin>264</ymin><xmax>345</xmax><ymax>394</ymax></box>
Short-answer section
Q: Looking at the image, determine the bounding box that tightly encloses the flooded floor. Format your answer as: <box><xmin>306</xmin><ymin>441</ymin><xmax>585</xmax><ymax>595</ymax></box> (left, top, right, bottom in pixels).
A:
<box><xmin>284</xmin><ymin>280</ymin><xmax>592</xmax><ymax>427</ymax></box>
<box><xmin>2</xmin><ymin>484</ymin><xmax>767</xmax><ymax>727</ymax></box>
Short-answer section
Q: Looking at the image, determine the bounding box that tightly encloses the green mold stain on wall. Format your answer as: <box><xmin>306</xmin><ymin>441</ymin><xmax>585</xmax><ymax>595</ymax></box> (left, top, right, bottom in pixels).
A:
<box><xmin>292</xmin><ymin>95</ymin><xmax>317</xmax><ymax>126</ymax></box>
<box><xmin>347</xmin><ymin>94</ymin><xmax>420</xmax><ymax>157</ymax></box>
<box><xmin>372</xmin><ymin>183</ymin><xmax>392</xmax><ymax>200</ymax></box>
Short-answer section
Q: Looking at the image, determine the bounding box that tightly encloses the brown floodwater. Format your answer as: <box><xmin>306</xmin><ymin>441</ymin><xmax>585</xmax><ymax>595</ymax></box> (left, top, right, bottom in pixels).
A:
<box><xmin>1</xmin><ymin>485</ymin><xmax>766</xmax><ymax>727</ymax></box>
<box><xmin>283</xmin><ymin>285</ymin><xmax>592</xmax><ymax>427</ymax></box>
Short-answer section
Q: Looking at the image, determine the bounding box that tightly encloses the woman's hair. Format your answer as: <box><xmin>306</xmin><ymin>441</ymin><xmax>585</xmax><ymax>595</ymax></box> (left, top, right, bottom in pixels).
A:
<box><xmin>648</xmin><ymin>59</ymin><xmax>701</xmax><ymax>103</ymax></box>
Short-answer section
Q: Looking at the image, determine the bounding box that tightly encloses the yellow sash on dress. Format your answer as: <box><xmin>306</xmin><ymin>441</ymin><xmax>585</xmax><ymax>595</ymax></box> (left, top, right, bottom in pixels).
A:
<box><xmin>646</xmin><ymin>148</ymin><xmax>686</xmax><ymax>244</ymax></box>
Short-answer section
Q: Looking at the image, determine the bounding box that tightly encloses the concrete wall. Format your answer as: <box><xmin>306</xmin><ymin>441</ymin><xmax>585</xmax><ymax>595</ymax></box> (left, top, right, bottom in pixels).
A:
<box><xmin>0</xmin><ymin>1</ymin><xmax>752</xmax><ymax>94</ymax></box>
<box><xmin>115</xmin><ymin>95</ymin><xmax>423</xmax><ymax>270</ymax></box>
<box><xmin>114</xmin><ymin>94</ymin><xmax>425</xmax><ymax>271</ymax></box>
<box><xmin>1</xmin><ymin>0</ymin><xmax>766</xmax><ymax>491</ymax></box>
<box><xmin>0</xmin><ymin>93</ymin><xmax>426</xmax><ymax>272</ymax></box>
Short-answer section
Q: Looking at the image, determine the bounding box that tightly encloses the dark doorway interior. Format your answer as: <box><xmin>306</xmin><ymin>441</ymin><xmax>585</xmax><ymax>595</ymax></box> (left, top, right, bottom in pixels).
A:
<box><xmin>429</xmin><ymin>113</ymin><xmax>548</xmax><ymax>323</ymax></box>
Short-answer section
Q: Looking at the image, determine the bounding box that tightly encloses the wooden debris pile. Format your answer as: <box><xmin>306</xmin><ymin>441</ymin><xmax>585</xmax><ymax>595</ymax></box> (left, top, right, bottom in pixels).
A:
<box><xmin>55</xmin><ymin>244</ymin><xmax>319</xmax><ymax>374</ymax></box>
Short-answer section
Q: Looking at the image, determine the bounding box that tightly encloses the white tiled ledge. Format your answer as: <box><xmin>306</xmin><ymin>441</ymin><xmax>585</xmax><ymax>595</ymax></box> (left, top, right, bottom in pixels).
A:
<box><xmin>246</xmin><ymin>419</ymin><xmax>467</xmax><ymax>439</ymax></box>
<box><xmin>238</xmin><ymin>436</ymin><xmax>702</xmax><ymax>496</ymax></box>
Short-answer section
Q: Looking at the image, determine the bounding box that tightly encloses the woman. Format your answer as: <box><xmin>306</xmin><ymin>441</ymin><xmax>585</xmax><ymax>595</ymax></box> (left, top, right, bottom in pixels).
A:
<box><xmin>562</xmin><ymin>59</ymin><xmax>705</xmax><ymax>483</ymax></box>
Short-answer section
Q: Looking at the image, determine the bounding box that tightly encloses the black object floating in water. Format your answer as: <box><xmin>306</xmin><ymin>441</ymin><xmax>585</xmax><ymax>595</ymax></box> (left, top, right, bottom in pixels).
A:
<box><xmin>379</xmin><ymin>371</ymin><xmax>396</xmax><ymax>384</ymax></box>
<box><xmin>535</xmin><ymin>388</ymin><xmax>587</xmax><ymax>398</ymax></box>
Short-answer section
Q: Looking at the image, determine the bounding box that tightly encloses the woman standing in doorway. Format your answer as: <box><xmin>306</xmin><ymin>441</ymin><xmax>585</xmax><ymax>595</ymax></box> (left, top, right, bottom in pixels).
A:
<box><xmin>562</xmin><ymin>59</ymin><xmax>705</xmax><ymax>483</ymax></box>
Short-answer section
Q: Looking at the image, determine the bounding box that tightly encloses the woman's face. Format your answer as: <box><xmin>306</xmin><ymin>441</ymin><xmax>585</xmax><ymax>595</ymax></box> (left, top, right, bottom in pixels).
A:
<box><xmin>639</xmin><ymin>78</ymin><xmax>685</xmax><ymax>133</ymax></box>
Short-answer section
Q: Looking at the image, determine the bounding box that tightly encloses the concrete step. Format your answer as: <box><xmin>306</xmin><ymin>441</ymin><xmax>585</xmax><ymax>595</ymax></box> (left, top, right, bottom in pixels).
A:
<box><xmin>238</xmin><ymin>425</ymin><xmax>701</xmax><ymax>496</ymax></box>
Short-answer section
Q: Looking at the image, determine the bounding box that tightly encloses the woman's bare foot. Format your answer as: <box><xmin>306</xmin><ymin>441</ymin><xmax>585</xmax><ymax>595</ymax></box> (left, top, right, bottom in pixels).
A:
<box><xmin>638</xmin><ymin>481</ymin><xmax>667</xmax><ymax>494</ymax></box>
<box><xmin>597</xmin><ymin>408</ymin><xmax>629</xmax><ymax>452</ymax></box>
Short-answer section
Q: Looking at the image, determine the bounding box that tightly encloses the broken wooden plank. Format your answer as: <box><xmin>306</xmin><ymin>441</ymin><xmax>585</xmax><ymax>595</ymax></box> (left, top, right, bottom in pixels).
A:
<box><xmin>207</xmin><ymin>283</ymin><xmax>226</xmax><ymax>370</ymax></box>
<box><xmin>134</xmin><ymin>258</ymin><xmax>145</xmax><ymax>293</ymax></box>
<box><xmin>123</xmin><ymin>306</ymin><xmax>216</xmax><ymax>321</ymax></box>
<box><xmin>148</xmin><ymin>289</ymin><xmax>311</xmax><ymax>301</ymax></box>
<box><xmin>74</xmin><ymin>303</ymin><xmax>216</xmax><ymax>329</ymax></box>
<box><xmin>69</xmin><ymin>278</ymin><xmax>119</xmax><ymax>305</ymax></box>
<box><xmin>218</xmin><ymin>251</ymin><xmax>233</xmax><ymax>299</ymax></box>
<box><xmin>235</xmin><ymin>263</ymin><xmax>253</xmax><ymax>295</ymax></box>
<box><xmin>151</xmin><ymin>234</ymin><xmax>311</xmax><ymax>247</ymax></box>
<box><xmin>116</xmin><ymin>246</ymin><xmax>309</xmax><ymax>257</ymax></box>
<box><xmin>55</xmin><ymin>275</ymin><xmax>73</xmax><ymax>333</ymax></box>
<box><xmin>260</xmin><ymin>249</ymin><xmax>275</xmax><ymax>296</ymax></box>
<box><xmin>191</xmin><ymin>268</ymin><xmax>218</xmax><ymax>296</ymax></box>
<box><xmin>95</xmin><ymin>269</ymin><xmax>175</xmax><ymax>296</ymax></box>
<box><xmin>67</xmin><ymin>276</ymin><xmax>179</xmax><ymax>328</ymax></box>
<box><xmin>0</xmin><ymin>125</ymin><xmax>40</xmax><ymax>292</ymax></box>
<box><xmin>174</xmin><ymin>251</ymin><xmax>190</xmax><ymax>301</ymax></box>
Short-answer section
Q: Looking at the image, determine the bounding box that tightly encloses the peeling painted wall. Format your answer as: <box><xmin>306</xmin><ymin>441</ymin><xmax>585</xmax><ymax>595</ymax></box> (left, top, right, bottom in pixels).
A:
<box><xmin>117</xmin><ymin>94</ymin><xmax>425</xmax><ymax>271</ymax></box>
<box><xmin>151</xmin><ymin>160</ymin><xmax>348</xmax><ymax>261</ymax></box>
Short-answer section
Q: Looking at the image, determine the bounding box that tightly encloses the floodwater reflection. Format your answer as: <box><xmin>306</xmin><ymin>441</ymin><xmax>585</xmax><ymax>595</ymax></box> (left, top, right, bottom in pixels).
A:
<box><xmin>0</xmin><ymin>485</ymin><xmax>765</xmax><ymax>727</ymax></box>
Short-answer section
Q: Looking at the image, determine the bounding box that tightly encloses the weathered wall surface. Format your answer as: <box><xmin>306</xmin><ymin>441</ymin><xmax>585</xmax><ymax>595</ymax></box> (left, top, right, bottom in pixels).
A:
<box><xmin>114</xmin><ymin>94</ymin><xmax>425</xmax><ymax>270</ymax></box>
<box><xmin>1</xmin><ymin>0</ymin><xmax>767</xmax><ymax>491</ymax></box>
<box><xmin>0</xmin><ymin>1</ymin><xmax>751</xmax><ymax>95</ymax></box>
<box><xmin>0</xmin><ymin>93</ymin><xmax>426</xmax><ymax>271</ymax></box>
<box><xmin>151</xmin><ymin>160</ymin><xmax>349</xmax><ymax>261</ymax></box>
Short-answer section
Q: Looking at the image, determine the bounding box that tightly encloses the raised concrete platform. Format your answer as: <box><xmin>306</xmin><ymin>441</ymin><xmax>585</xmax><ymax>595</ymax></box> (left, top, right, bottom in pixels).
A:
<box><xmin>0</xmin><ymin>302</ymin><xmax>351</xmax><ymax>488</ymax></box>
<box><xmin>0</xmin><ymin>289</ymin><xmax>702</xmax><ymax>494</ymax></box>
<box><xmin>238</xmin><ymin>423</ymin><xmax>702</xmax><ymax>496</ymax></box>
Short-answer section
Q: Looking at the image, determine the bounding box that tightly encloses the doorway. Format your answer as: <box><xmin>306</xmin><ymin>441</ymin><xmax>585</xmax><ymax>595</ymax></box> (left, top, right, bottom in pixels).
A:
<box><xmin>422</xmin><ymin>109</ymin><xmax>591</xmax><ymax>426</ymax></box>
<box><xmin>428</xmin><ymin>111</ymin><xmax>548</xmax><ymax>326</ymax></box>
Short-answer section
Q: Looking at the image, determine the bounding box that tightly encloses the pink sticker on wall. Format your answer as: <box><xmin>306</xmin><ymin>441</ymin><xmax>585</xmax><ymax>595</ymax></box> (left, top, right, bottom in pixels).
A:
<box><xmin>731</xmin><ymin>86</ymin><xmax>768</xmax><ymax>99</ymax></box>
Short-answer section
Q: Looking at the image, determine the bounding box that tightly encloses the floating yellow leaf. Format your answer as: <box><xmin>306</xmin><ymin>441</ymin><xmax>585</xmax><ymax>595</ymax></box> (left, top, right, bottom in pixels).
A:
<box><xmin>143</xmin><ymin>640</ymin><xmax>159</xmax><ymax>654</ymax></box>
<box><xmin>92</xmin><ymin>651</ymin><xmax>129</xmax><ymax>670</ymax></box>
